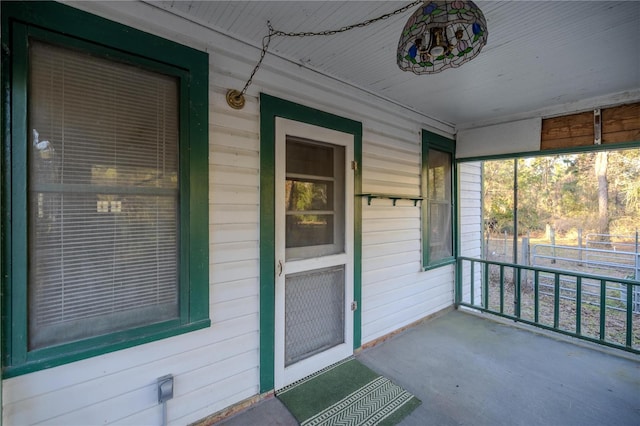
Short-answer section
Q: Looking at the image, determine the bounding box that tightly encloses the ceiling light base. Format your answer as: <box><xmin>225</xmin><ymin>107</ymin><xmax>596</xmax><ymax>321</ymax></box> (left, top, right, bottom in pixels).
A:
<box><xmin>226</xmin><ymin>89</ymin><xmax>246</xmax><ymax>110</ymax></box>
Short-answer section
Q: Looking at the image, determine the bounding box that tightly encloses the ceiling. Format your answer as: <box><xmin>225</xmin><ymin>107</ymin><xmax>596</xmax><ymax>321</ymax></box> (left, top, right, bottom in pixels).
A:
<box><xmin>154</xmin><ymin>1</ymin><xmax>640</xmax><ymax>129</ymax></box>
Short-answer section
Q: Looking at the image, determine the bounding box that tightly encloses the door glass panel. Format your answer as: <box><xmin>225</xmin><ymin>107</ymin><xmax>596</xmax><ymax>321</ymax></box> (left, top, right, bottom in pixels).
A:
<box><xmin>285</xmin><ymin>137</ymin><xmax>344</xmax><ymax>259</ymax></box>
<box><xmin>286</xmin><ymin>180</ymin><xmax>332</xmax><ymax>211</ymax></box>
<box><xmin>286</xmin><ymin>215</ymin><xmax>334</xmax><ymax>248</ymax></box>
<box><xmin>286</xmin><ymin>140</ymin><xmax>333</xmax><ymax>176</ymax></box>
<box><xmin>284</xmin><ymin>265</ymin><xmax>345</xmax><ymax>366</ymax></box>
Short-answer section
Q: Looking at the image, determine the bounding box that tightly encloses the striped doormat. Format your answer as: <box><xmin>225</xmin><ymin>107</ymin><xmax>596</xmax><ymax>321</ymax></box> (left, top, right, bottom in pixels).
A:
<box><xmin>276</xmin><ymin>358</ymin><xmax>420</xmax><ymax>426</ymax></box>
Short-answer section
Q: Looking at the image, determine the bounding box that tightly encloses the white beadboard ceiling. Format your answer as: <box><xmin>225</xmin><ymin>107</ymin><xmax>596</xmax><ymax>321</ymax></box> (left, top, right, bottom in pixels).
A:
<box><xmin>154</xmin><ymin>1</ymin><xmax>640</xmax><ymax>129</ymax></box>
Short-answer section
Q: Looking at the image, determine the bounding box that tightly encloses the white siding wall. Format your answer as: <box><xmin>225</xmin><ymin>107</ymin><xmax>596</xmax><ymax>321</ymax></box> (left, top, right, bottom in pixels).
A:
<box><xmin>360</xmin><ymin>125</ymin><xmax>454</xmax><ymax>342</ymax></box>
<box><xmin>2</xmin><ymin>2</ymin><xmax>456</xmax><ymax>425</ymax></box>
<box><xmin>458</xmin><ymin>162</ymin><xmax>483</xmax><ymax>305</ymax></box>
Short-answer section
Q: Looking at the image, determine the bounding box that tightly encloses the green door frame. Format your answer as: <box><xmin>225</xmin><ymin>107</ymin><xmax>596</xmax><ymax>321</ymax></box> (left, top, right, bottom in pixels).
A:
<box><xmin>259</xmin><ymin>94</ymin><xmax>362</xmax><ymax>393</ymax></box>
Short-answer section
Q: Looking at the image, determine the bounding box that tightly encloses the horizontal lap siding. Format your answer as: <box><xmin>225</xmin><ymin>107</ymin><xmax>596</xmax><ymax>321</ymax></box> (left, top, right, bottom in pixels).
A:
<box><xmin>363</xmin><ymin>129</ymin><xmax>421</xmax><ymax>195</ymax></box>
<box><xmin>2</xmin><ymin>2</ymin><xmax>455</xmax><ymax>425</ymax></box>
<box><xmin>459</xmin><ymin>162</ymin><xmax>483</xmax><ymax>304</ymax></box>
<box><xmin>360</xmin><ymin>129</ymin><xmax>453</xmax><ymax>344</ymax></box>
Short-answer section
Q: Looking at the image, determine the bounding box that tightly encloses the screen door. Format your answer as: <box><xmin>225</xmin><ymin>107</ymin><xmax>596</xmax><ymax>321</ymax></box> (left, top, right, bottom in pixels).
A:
<box><xmin>274</xmin><ymin>118</ymin><xmax>354</xmax><ymax>389</ymax></box>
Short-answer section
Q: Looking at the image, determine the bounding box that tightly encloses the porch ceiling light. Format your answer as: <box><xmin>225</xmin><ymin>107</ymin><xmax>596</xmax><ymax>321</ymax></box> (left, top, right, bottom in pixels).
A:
<box><xmin>397</xmin><ymin>1</ymin><xmax>488</xmax><ymax>74</ymax></box>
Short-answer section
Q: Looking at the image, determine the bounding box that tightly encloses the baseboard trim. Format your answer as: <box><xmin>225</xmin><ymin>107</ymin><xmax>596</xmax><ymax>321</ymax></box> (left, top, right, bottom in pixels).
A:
<box><xmin>358</xmin><ymin>305</ymin><xmax>454</xmax><ymax>351</ymax></box>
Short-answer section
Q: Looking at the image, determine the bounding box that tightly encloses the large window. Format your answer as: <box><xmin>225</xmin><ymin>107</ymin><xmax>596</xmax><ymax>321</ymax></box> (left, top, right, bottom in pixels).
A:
<box><xmin>480</xmin><ymin>148</ymin><xmax>640</xmax><ymax>270</ymax></box>
<box><xmin>422</xmin><ymin>131</ymin><xmax>455</xmax><ymax>268</ymax></box>
<box><xmin>2</xmin><ymin>1</ymin><xmax>209</xmax><ymax>376</ymax></box>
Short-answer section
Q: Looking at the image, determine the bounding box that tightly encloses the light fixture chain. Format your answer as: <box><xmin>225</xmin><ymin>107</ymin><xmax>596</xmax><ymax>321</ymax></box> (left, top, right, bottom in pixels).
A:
<box><xmin>229</xmin><ymin>0</ymin><xmax>424</xmax><ymax>108</ymax></box>
<box><xmin>270</xmin><ymin>0</ymin><xmax>423</xmax><ymax>38</ymax></box>
<box><xmin>238</xmin><ymin>31</ymin><xmax>275</xmax><ymax>97</ymax></box>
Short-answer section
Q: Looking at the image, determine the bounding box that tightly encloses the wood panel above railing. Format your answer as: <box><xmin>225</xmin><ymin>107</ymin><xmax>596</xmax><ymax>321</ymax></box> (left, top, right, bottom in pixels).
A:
<box><xmin>602</xmin><ymin>103</ymin><xmax>640</xmax><ymax>144</ymax></box>
<box><xmin>541</xmin><ymin>102</ymin><xmax>640</xmax><ymax>150</ymax></box>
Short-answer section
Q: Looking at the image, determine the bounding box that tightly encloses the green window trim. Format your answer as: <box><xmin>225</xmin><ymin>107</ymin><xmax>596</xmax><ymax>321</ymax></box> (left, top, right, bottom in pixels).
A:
<box><xmin>2</xmin><ymin>1</ymin><xmax>210</xmax><ymax>377</ymax></box>
<box><xmin>422</xmin><ymin>130</ymin><xmax>456</xmax><ymax>270</ymax></box>
<box><xmin>259</xmin><ymin>93</ymin><xmax>363</xmax><ymax>393</ymax></box>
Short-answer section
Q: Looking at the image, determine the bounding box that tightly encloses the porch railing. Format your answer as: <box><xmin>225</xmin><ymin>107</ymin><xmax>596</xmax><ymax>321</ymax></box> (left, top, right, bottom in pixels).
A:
<box><xmin>456</xmin><ymin>256</ymin><xmax>640</xmax><ymax>354</ymax></box>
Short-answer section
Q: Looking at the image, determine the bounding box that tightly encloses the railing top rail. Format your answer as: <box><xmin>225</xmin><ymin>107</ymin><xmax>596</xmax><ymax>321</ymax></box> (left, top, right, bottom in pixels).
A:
<box><xmin>532</xmin><ymin>244</ymin><xmax>636</xmax><ymax>256</ymax></box>
<box><xmin>585</xmin><ymin>233</ymin><xmax>635</xmax><ymax>240</ymax></box>
<box><xmin>532</xmin><ymin>254</ymin><xmax>635</xmax><ymax>270</ymax></box>
<box><xmin>457</xmin><ymin>256</ymin><xmax>640</xmax><ymax>286</ymax></box>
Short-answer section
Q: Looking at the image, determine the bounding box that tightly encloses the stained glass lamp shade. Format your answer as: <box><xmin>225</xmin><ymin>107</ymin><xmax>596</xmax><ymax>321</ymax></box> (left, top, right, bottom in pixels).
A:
<box><xmin>398</xmin><ymin>1</ymin><xmax>488</xmax><ymax>74</ymax></box>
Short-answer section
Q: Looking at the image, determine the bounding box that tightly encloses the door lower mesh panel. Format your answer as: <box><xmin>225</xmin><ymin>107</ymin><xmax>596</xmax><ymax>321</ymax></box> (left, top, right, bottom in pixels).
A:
<box><xmin>285</xmin><ymin>265</ymin><xmax>345</xmax><ymax>366</ymax></box>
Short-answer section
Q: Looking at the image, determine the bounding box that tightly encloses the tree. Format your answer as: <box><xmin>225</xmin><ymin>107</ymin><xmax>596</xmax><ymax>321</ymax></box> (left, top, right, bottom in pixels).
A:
<box><xmin>594</xmin><ymin>151</ymin><xmax>609</xmax><ymax>242</ymax></box>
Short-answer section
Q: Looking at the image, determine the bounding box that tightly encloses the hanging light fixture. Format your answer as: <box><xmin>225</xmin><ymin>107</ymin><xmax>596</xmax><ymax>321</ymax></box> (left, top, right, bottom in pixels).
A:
<box><xmin>397</xmin><ymin>1</ymin><xmax>488</xmax><ymax>74</ymax></box>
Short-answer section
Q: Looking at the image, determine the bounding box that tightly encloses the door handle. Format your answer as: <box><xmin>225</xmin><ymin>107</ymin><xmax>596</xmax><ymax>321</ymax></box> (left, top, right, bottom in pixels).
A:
<box><xmin>277</xmin><ymin>260</ymin><xmax>283</xmax><ymax>277</ymax></box>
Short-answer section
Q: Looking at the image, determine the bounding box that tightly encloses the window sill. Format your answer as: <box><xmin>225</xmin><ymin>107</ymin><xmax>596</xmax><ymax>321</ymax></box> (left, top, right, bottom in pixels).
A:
<box><xmin>3</xmin><ymin>319</ymin><xmax>211</xmax><ymax>378</ymax></box>
<box><xmin>423</xmin><ymin>257</ymin><xmax>456</xmax><ymax>271</ymax></box>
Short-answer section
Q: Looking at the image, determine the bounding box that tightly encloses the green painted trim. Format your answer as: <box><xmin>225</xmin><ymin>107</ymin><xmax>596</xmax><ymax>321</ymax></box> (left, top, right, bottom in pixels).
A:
<box><xmin>1</xmin><ymin>1</ymin><xmax>209</xmax><ymax>377</ymax></box>
<box><xmin>458</xmin><ymin>256</ymin><xmax>639</xmax><ymax>286</ymax></box>
<box><xmin>0</xmin><ymin>93</ymin><xmax>2</xmax><ymax>426</ymax></box>
<box><xmin>421</xmin><ymin>130</ymin><xmax>456</xmax><ymax>269</ymax></box>
<box><xmin>187</xmin><ymin>39</ymin><xmax>211</xmax><ymax>325</ymax></box>
<box><xmin>456</xmin><ymin>140</ymin><xmax>640</xmax><ymax>163</ymax></box>
<box><xmin>353</xmin><ymin>129</ymin><xmax>363</xmax><ymax>352</ymax></box>
<box><xmin>454</xmin><ymin>257</ymin><xmax>462</xmax><ymax>307</ymax></box>
<box><xmin>454</xmin><ymin>166</ymin><xmax>461</xmax><ymax>260</ymax></box>
<box><xmin>452</xmin><ymin>148</ymin><xmax>459</xmax><ymax>272</ymax></box>
<box><xmin>599</xmin><ymin>279</ymin><xmax>607</xmax><ymax>341</ymax></box>
<box><xmin>512</xmin><ymin>159</ymin><xmax>519</xmax><ymax>266</ymax></box>
<box><xmin>259</xmin><ymin>93</ymin><xmax>363</xmax><ymax>393</ymax></box>
<box><xmin>423</xmin><ymin>258</ymin><xmax>456</xmax><ymax>271</ymax></box>
<box><xmin>3</xmin><ymin>320</ymin><xmax>210</xmax><ymax>378</ymax></box>
<box><xmin>625</xmin><ymin>281</ymin><xmax>633</xmax><ymax>347</ymax></box>
<box><xmin>259</xmin><ymin>95</ymin><xmax>277</xmax><ymax>393</ymax></box>
<box><xmin>421</xmin><ymin>136</ymin><xmax>429</xmax><ymax>268</ymax></box>
<box><xmin>9</xmin><ymin>22</ymin><xmax>30</xmax><ymax>367</ymax></box>
<box><xmin>1</xmin><ymin>9</ymin><xmax>9</xmax><ymax>383</ymax></box>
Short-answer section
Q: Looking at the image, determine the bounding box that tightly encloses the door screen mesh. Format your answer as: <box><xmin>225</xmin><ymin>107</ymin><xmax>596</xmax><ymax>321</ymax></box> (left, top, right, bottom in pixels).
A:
<box><xmin>285</xmin><ymin>266</ymin><xmax>345</xmax><ymax>366</ymax></box>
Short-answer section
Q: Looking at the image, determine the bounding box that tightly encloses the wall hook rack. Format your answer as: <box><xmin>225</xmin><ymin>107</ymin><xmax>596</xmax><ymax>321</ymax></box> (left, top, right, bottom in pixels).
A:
<box><xmin>357</xmin><ymin>193</ymin><xmax>423</xmax><ymax>206</ymax></box>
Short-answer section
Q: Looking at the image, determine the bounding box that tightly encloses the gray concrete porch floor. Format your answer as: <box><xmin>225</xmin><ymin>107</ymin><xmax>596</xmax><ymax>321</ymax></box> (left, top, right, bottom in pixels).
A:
<box><xmin>218</xmin><ymin>310</ymin><xmax>640</xmax><ymax>426</ymax></box>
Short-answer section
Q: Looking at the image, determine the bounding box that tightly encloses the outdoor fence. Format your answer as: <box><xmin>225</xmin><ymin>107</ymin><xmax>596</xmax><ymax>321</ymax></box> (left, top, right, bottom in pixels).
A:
<box><xmin>530</xmin><ymin>232</ymin><xmax>640</xmax><ymax>314</ymax></box>
<box><xmin>484</xmin><ymin>230</ymin><xmax>640</xmax><ymax>313</ymax></box>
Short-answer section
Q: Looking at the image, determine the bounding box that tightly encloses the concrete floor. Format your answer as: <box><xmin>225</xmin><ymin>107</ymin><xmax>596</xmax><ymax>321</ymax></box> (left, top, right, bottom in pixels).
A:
<box><xmin>219</xmin><ymin>310</ymin><xmax>640</xmax><ymax>426</ymax></box>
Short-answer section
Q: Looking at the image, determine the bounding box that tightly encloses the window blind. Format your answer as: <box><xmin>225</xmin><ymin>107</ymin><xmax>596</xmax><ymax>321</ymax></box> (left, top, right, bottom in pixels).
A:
<box><xmin>28</xmin><ymin>40</ymin><xmax>180</xmax><ymax>349</ymax></box>
<box><xmin>427</xmin><ymin>148</ymin><xmax>453</xmax><ymax>262</ymax></box>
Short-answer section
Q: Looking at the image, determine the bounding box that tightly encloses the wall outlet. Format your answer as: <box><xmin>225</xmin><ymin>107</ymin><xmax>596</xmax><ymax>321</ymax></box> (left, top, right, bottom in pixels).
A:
<box><xmin>157</xmin><ymin>374</ymin><xmax>174</xmax><ymax>403</ymax></box>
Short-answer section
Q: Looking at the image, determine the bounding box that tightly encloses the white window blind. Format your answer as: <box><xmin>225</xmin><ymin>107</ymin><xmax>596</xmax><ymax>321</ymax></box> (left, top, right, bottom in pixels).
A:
<box><xmin>28</xmin><ymin>40</ymin><xmax>180</xmax><ymax>349</ymax></box>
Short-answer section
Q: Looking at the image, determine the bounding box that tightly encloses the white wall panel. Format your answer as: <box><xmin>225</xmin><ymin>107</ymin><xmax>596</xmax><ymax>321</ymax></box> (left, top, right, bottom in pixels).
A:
<box><xmin>457</xmin><ymin>118</ymin><xmax>542</xmax><ymax>158</ymax></box>
<box><xmin>459</xmin><ymin>162</ymin><xmax>483</xmax><ymax>255</ymax></box>
<box><xmin>458</xmin><ymin>162</ymin><xmax>483</xmax><ymax>304</ymax></box>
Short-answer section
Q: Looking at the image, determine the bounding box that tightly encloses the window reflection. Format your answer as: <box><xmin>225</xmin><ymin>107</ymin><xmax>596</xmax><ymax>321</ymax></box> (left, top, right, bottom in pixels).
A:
<box><xmin>285</xmin><ymin>138</ymin><xmax>344</xmax><ymax>258</ymax></box>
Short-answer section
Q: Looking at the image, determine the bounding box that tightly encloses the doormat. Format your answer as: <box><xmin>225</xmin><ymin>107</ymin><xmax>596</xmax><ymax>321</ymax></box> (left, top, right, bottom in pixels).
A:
<box><xmin>276</xmin><ymin>357</ymin><xmax>421</xmax><ymax>426</ymax></box>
